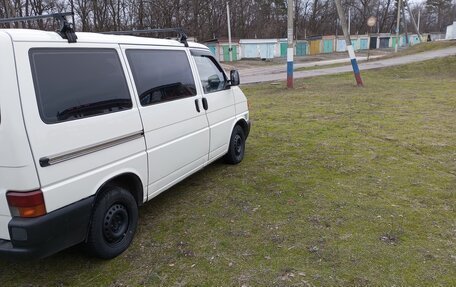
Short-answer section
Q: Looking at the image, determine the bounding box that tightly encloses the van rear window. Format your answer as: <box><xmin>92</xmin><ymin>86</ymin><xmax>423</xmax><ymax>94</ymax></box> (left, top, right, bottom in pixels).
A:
<box><xmin>29</xmin><ymin>48</ymin><xmax>132</xmax><ymax>124</ymax></box>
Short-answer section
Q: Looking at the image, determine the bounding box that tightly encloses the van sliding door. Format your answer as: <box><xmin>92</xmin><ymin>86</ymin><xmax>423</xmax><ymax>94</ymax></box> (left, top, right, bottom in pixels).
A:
<box><xmin>122</xmin><ymin>46</ymin><xmax>210</xmax><ymax>199</ymax></box>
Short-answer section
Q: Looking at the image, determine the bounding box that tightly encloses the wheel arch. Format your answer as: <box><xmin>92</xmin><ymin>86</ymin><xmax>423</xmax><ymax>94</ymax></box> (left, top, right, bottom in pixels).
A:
<box><xmin>234</xmin><ymin>118</ymin><xmax>250</xmax><ymax>139</ymax></box>
<box><xmin>84</xmin><ymin>171</ymin><xmax>144</xmax><ymax>243</ymax></box>
<box><xmin>224</xmin><ymin>118</ymin><xmax>250</xmax><ymax>155</ymax></box>
<box><xmin>95</xmin><ymin>172</ymin><xmax>145</xmax><ymax>207</ymax></box>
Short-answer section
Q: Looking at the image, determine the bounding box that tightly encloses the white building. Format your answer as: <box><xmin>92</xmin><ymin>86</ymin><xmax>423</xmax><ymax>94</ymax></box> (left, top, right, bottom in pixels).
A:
<box><xmin>446</xmin><ymin>21</ymin><xmax>456</xmax><ymax>40</ymax></box>
<box><xmin>239</xmin><ymin>39</ymin><xmax>278</xmax><ymax>59</ymax></box>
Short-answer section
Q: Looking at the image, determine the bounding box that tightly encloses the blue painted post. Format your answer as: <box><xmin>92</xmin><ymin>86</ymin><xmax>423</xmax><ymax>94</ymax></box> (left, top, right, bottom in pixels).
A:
<box><xmin>347</xmin><ymin>45</ymin><xmax>363</xmax><ymax>85</ymax></box>
<box><xmin>334</xmin><ymin>0</ymin><xmax>364</xmax><ymax>87</ymax></box>
<box><xmin>287</xmin><ymin>0</ymin><xmax>293</xmax><ymax>88</ymax></box>
<box><xmin>287</xmin><ymin>48</ymin><xmax>293</xmax><ymax>88</ymax></box>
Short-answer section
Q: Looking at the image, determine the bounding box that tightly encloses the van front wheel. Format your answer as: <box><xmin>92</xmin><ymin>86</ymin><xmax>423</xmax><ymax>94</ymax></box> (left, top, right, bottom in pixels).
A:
<box><xmin>224</xmin><ymin>125</ymin><xmax>246</xmax><ymax>164</ymax></box>
<box><xmin>85</xmin><ymin>185</ymin><xmax>138</xmax><ymax>259</ymax></box>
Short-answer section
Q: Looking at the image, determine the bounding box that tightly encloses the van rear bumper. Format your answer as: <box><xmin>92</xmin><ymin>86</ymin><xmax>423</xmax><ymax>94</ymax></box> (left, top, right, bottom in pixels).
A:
<box><xmin>0</xmin><ymin>196</ymin><xmax>94</xmax><ymax>260</ymax></box>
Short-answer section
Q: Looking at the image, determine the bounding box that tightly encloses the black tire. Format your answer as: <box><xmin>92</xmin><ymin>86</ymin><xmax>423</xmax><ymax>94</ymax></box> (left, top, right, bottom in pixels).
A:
<box><xmin>85</xmin><ymin>185</ymin><xmax>138</xmax><ymax>259</ymax></box>
<box><xmin>224</xmin><ymin>125</ymin><xmax>246</xmax><ymax>164</ymax></box>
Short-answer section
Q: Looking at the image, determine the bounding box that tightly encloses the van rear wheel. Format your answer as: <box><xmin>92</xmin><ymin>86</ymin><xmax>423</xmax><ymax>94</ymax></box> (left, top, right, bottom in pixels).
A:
<box><xmin>85</xmin><ymin>185</ymin><xmax>138</xmax><ymax>259</ymax></box>
<box><xmin>224</xmin><ymin>125</ymin><xmax>246</xmax><ymax>164</ymax></box>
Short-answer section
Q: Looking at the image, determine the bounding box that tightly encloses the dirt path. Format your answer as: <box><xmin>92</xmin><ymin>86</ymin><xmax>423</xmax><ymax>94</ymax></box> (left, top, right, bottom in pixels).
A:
<box><xmin>240</xmin><ymin>47</ymin><xmax>456</xmax><ymax>84</ymax></box>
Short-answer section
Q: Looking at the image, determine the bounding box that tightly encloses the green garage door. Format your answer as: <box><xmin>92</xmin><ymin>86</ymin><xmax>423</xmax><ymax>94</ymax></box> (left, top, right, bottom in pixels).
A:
<box><xmin>296</xmin><ymin>42</ymin><xmax>307</xmax><ymax>56</ymax></box>
<box><xmin>392</xmin><ymin>37</ymin><xmax>397</xmax><ymax>48</ymax></box>
<box><xmin>223</xmin><ymin>45</ymin><xmax>237</xmax><ymax>61</ymax></box>
<box><xmin>207</xmin><ymin>44</ymin><xmax>217</xmax><ymax>57</ymax></box>
<box><xmin>280</xmin><ymin>42</ymin><xmax>287</xmax><ymax>57</ymax></box>
<box><xmin>323</xmin><ymin>39</ymin><xmax>333</xmax><ymax>53</ymax></box>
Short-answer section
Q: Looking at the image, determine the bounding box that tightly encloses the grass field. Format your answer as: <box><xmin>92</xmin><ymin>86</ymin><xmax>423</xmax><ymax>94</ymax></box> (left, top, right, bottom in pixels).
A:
<box><xmin>382</xmin><ymin>39</ymin><xmax>456</xmax><ymax>58</ymax></box>
<box><xmin>1</xmin><ymin>56</ymin><xmax>455</xmax><ymax>286</ymax></box>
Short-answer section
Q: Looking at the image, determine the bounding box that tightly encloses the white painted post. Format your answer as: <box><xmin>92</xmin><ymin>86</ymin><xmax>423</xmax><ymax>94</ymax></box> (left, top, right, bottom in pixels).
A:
<box><xmin>334</xmin><ymin>0</ymin><xmax>363</xmax><ymax>86</ymax></box>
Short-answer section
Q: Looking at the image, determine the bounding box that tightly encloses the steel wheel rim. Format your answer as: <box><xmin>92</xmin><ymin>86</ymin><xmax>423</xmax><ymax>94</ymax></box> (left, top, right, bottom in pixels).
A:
<box><xmin>103</xmin><ymin>203</ymin><xmax>129</xmax><ymax>244</ymax></box>
<box><xmin>234</xmin><ymin>134</ymin><xmax>243</xmax><ymax>157</ymax></box>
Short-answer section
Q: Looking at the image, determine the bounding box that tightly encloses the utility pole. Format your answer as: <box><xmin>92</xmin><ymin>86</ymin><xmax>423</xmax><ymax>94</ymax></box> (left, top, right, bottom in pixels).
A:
<box><xmin>404</xmin><ymin>0</ymin><xmax>421</xmax><ymax>41</ymax></box>
<box><xmin>395</xmin><ymin>0</ymin><xmax>402</xmax><ymax>52</ymax></box>
<box><xmin>348</xmin><ymin>8</ymin><xmax>351</xmax><ymax>35</ymax></box>
<box><xmin>402</xmin><ymin>3</ymin><xmax>409</xmax><ymax>46</ymax></box>
<box><xmin>70</xmin><ymin>0</ymin><xmax>75</xmax><ymax>26</ymax></box>
<box><xmin>226</xmin><ymin>2</ymin><xmax>233</xmax><ymax>62</ymax></box>
<box><xmin>334</xmin><ymin>0</ymin><xmax>363</xmax><ymax>86</ymax></box>
<box><xmin>417</xmin><ymin>10</ymin><xmax>421</xmax><ymax>34</ymax></box>
<box><xmin>336</xmin><ymin>18</ymin><xmax>339</xmax><ymax>37</ymax></box>
<box><xmin>367</xmin><ymin>16</ymin><xmax>376</xmax><ymax>61</ymax></box>
<box><xmin>287</xmin><ymin>0</ymin><xmax>294</xmax><ymax>88</ymax></box>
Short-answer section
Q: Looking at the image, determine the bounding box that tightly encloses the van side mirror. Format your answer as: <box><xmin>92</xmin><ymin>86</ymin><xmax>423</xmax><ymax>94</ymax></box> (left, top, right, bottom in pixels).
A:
<box><xmin>230</xmin><ymin>70</ymin><xmax>240</xmax><ymax>86</ymax></box>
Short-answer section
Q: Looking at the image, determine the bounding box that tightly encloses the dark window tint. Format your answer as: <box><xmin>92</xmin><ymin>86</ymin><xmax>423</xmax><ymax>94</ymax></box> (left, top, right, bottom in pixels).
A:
<box><xmin>126</xmin><ymin>50</ymin><xmax>197</xmax><ymax>106</ymax></box>
<box><xmin>192</xmin><ymin>55</ymin><xmax>226</xmax><ymax>94</ymax></box>
<box><xmin>30</xmin><ymin>48</ymin><xmax>132</xmax><ymax>124</ymax></box>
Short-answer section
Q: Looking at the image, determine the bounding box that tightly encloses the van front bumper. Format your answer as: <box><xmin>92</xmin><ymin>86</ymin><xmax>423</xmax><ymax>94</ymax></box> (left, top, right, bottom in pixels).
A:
<box><xmin>0</xmin><ymin>196</ymin><xmax>94</xmax><ymax>260</ymax></box>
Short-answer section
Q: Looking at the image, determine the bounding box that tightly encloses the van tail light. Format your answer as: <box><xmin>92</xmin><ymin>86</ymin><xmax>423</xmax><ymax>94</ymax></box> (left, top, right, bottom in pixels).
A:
<box><xmin>6</xmin><ymin>190</ymin><xmax>47</xmax><ymax>218</ymax></box>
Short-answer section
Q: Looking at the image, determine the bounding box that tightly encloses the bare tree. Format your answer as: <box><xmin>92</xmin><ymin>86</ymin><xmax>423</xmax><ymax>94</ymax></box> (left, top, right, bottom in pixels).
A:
<box><xmin>1</xmin><ymin>0</ymin><xmax>454</xmax><ymax>37</ymax></box>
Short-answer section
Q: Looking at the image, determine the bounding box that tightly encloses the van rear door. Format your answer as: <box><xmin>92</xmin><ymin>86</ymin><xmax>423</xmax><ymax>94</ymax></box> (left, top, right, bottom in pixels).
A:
<box><xmin>12</xmin><ymin>41</ymin><xmax>146</xmax><ymax>213</ymax></box>
<box><xmin>0</xmin><ymin>31</ymin><xmax>41</xmax><ymax>241</ymax></box>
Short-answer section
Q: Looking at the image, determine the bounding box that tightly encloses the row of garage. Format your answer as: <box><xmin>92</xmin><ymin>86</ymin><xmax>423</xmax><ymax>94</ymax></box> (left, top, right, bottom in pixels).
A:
<box><xmin>204</xmin><ymin>33</ymin><xmax>443</xmax><ymax>62</ymax></box>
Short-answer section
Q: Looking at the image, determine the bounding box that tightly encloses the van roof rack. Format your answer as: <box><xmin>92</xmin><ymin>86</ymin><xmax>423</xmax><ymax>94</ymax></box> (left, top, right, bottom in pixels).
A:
<box><xmin>103</xmin><ymin>28</ymin><xmax>189</xmax><ymax>47</ymax></box>
<box><xmin>0</xmin><ymin>12</ymin><xmax>77</xmax><ymax>43</ymax></box>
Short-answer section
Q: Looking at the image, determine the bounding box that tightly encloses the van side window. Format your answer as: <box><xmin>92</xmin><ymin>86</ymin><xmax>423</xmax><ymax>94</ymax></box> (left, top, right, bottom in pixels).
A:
<box><xmin>126</xmin><ymin>50</ymin><xmax>197</xmax><ymax>106</ymax></box>
<box><xmin>192</xmin><ymin>55</ymin><xmax>227</xmax><ymax>94</ymax></box>
<box><xmin>29</xmin><ymin>49</ymin><xmax>132</xmax><ymax>124</ymax></box>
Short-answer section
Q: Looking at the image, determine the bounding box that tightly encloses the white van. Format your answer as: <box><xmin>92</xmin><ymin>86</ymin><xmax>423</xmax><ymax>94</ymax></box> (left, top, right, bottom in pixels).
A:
<box><xmin>0</xmin><ymin>26</ymin><xmax>250</xmax><ymax>259</ymax></box>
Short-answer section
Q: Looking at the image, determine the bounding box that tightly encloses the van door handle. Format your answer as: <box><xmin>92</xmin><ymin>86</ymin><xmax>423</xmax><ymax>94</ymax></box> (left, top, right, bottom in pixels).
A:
<box><xmin>194</xmin><ymin>99</ymin><xmax>201</xmax><ymax>113</ymax></box>
<box><xmin>202</xmin><ymin>98</ymin><xmax>208</xmax><ymax>110</ymax></box>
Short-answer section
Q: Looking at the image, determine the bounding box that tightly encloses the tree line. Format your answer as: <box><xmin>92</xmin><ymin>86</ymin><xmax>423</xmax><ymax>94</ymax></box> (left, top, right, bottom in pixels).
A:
<box><xmin>1</xmin><ymin>0</ymin><xmax>455</xmax><ymax>41</ymax></box>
